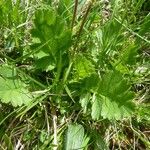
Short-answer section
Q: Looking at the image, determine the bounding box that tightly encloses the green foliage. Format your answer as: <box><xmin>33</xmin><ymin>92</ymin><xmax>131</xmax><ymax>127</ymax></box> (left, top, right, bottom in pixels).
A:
<box><xmin>0</xmin><ymin>0</ymin><xmax>149</xmax><ymax>149</ymax></box>
<box><xmin>80</xmin><ymin>93</ymin><xmax>91</xmax><ymax>114</ymax></box>
<box><xmin>91</xmin><ymin>130</ymin><xmax>109</xmax><ymax>150</ymax></box>
<box><xmin>31</xmin><ymin>8</ymin><xmax>71</xmax><ymax>54</ymax></box>
<box><xmin>58</xmin><ymin>0</ymin><xmax>73</xmax><ymax>23</ymax></box>
<box><xmin>91</xmin><ymin>94</ymin><xmax>102</xmax><ymax>120</ymax></box>
<box><xmin>137</xmin><ymin>104</ymin><xmax>150</xmax><ymax>123</ymax></box>
<box><xmin>0</xmin><ymin>65</ymin><xmax>32</xmax><ymax>106</ymax></box>
<box><xmin>35</xmin><ymin>55</ymin><xmax>55</xmax><ymax>71</ymax></box>
<box><xmin>2</xmin><ymin>134</ymin><xmax>13</xmax><ymax>150</ymax></box>
<box><xmin>73</xmin><ymin>54</ymin><xmax>95</xmax><ymax>79</ymax></box>
<box><xmin>64</xmin><ymin>124</ymin><xmax>89</xmax><ymax>150</ymax></box>
<box><xmin>74</xmin><ymin>68</ymin><xmax>135</xmax><ymax>121</ymax></box>
<box><xmin>116</xmin><ymin>42</ymin><xmax>138</xmax><ymax>66</ymax></box>
<box><xmin>31</xmin><ymin>8</ymin><xmax>72</xmax><ymax>72</ymax></box>
<box><xmin>91</xmin><ymin>71</ymin><xmax>135</xmax><ymax>120</ymax></box>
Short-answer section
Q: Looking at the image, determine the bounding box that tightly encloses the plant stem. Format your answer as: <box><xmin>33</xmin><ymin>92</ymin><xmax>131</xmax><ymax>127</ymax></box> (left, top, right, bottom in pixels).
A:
<box><xmin>74</xmin><ymin>0</ymin><xmax>93</xmax><ymax>52</ymax></box>
<box><xmin>72</xmin><ymin>0</ymin><xmax>79</xmax><ymax>29</ymax></box>
<box><xmin>77</xmin><ymin>0</ymin><xmax>93</xmax><ymax>39</ymax></box>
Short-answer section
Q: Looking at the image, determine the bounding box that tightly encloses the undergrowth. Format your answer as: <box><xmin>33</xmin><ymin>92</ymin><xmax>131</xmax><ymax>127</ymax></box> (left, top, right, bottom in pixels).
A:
<box><xmin>0</xmin><ymin>0</ymin><xmax>149</xmax><ymax>149</ymax></box>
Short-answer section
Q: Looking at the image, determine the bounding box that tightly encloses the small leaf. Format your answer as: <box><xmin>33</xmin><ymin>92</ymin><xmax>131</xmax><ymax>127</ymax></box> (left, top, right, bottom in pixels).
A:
<box><xmin>64</xmin><ymin>124</ymin><xmax>89</xmax><ymax>150</ymax></box>
<box><xmin>113</xmin><ymin>62</ymin><xmax>129</xmax><ymax>74</ymax></box>
<box><xmin>40</xmin><ymin>130</ymin><xmax>48</xmax><ymax>143</ymax></box>
<box><xmin>0</xmin><ymin>64</ymin><xmax>17</xmax><ymax>78</ymax></box>
<box><xmin>80</xmin><ymin>74</ymin><xmax>100</xmax><ymax>92</ymax></box>
<box><xmin>74</xmin><ymin>54</ymin><xmax>95</xmax><ymax>79</ymax></box>
<box><xmin>58</xmin><ymin>0</ymin><xmax>72</xmax><ymax>15</ymax></box>
<box><xmin>80</xmin><ymin>93</ymin><xmax>91</xmax><ymax>113</ymax></box>
<box><xmin>34</xmin><ymin>10</ymin><xmax>45</xmax><ymax>25</ymax></box>
<box><xmin>34</xmin><ymin>50</ymin><xmax>49</xmax><ymax>59</ymax></box>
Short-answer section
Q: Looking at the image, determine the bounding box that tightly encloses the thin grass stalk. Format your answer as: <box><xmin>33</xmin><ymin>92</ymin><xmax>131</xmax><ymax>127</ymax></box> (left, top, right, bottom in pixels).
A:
<box><xmin>52</xmin><ymin>108</ymin><xmax>58</xmax><ymax>150</ymax></box>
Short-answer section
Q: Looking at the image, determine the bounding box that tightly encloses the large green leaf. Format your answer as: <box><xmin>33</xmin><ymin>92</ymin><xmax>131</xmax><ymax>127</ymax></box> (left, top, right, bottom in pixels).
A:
<box><xmin>91</xmin><ymin>70</ymin><xmax>135</xmax><ymax>120</ymax></box>
<box><xmin>0</xmin><ymin>65</ymin><xmax>32</xmax><ymax>107</ymax></box>
<box><xmin>31</xmin><ymin>8</ymin><xmax>71</xmax><ymax>56</ymax></box>
<box><xmin>64</xmin><ymin>124</ymin><xmax>89</xmax><ymax>150</ymax></box>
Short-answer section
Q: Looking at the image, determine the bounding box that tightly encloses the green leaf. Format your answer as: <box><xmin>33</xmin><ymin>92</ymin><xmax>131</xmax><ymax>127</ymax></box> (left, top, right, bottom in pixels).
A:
<box><xmin>0</xmin><ymin>64</ymin><xmax>17</xmax><ymax>78</ymax></box>
<box><xmin>3</xmin><ymin>134</ymin><xmax>13</xmax><ymax>150</ymax></box>
<box><xmin>68</xmin><ymin>74</ymin><xmax>100</xmax><ymax>96</ymax></box>
<box><xmin>0</xmin><ymin>65</ymin><xmax>32</xmax><ymax>107</ymax></box>
<box><xmin>58</xmin><ymin>29</ymin><xmax>72</xmax><ymax>50</ymax></box>
<box><xmin>44</xmin><ymin>9</ymin><xmax>56</xmax><ymax>25</ymax></box>
<box><xmin>58</xmin><ymin>0</ymin><xmax>72</xmax><ymax>15</ymax></box>
<box><xmin>74</xmin><ymin>54</ymin><xmax>95</xmax><ymax>79</ymax></box>
<box><xmin>95</xmin><ymin>134</ymin><xmax>108</xmax><ymax>150</ymax></box>
<box><xmin>64</xmin><ymin>124</ymin><xmax>89</xmax><ymax>150</ymax></box>
<box><xmin>91</xmin><ymin>130</ymin><xmax>109</xmax><ymax>150</ymax></box>
<box><xmin>34</xmin><ymin>50</ymin><xmax>49</xmax><ymax>59</ymax></box>
<box><xmin>0</xmin><ymin>77</ymin><xmax>32</xmax><ymax>107</ymax></box>
<box><xmin>40</xmin><ymin>130</ymin><xmax>48</xmax><ymax>143</ymax></box>
<box><xmin>138</xmin><ymin>15</ymin><xmax>150</xmax><ymax>37</ymax></box>
<box><xmin>91</xmin><ymin>94</ymin><xmax>102</xmax><ymax>120</ymax></box>
<box><xmin>31</xmin><ymin>8</ymin><xmax>71</xmax><ymax>57</ymax></box>
<box><xmin>92</xmin><ymin>70</ymin><xmax>135</xmax><ymax>120</ymax></box>
<box><xmin>137</xmin><ymin>104</ymin><xmax>150</xmax><ymax>123</ymax></box>
<box><xmin>35</xmin><ymin>55</ymin><xmax>55</xmax><ymax>71</ymax></box>
<box><xmin>113</xmin><ymin>61</ymin><xmax>129</xmax><ymax>74</ymax></box>
<box><xmin>120</xmin><ymin>43</ymin><xmax>138</xmax><ymax>65</ymax></box>
<box><xmin>80</xmin><ymin>93</ymin><xmax>91</xmax><ymax>113</ymax></box>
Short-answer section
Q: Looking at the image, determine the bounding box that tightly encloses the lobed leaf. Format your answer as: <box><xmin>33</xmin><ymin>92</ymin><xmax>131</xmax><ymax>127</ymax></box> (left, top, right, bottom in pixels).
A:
<box><xmin>91</xmin><ymin>70</ymin><xmax>135</xmax><ymax>120</ymax></box>
<box><xmin>0</xmin><ymin>65</ymin><xmax>32</xmax><ymax>107</ymax></box>
<box><xmin>74</xmin><ymin>54</ymin><xmax>95</xmax><ymax>79</ymax></box>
